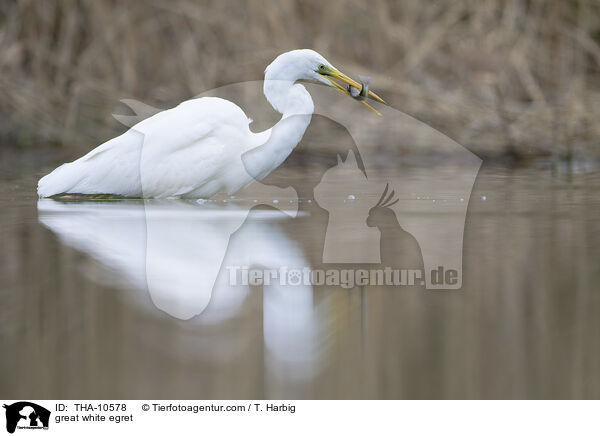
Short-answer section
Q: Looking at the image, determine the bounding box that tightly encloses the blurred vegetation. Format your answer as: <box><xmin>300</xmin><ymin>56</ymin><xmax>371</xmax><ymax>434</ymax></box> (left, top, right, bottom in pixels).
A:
<box><xmin>1</xmin><ymin>0</ymin><xmax>599</xmax><ymax>160</ymax></box>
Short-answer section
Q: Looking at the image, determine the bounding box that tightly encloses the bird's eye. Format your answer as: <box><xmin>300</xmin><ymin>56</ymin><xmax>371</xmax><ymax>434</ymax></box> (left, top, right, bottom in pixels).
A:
<box><xmin>319</xmin><ymin>65</ymin><xmax>326</xmax><ymax>70</ymax></box>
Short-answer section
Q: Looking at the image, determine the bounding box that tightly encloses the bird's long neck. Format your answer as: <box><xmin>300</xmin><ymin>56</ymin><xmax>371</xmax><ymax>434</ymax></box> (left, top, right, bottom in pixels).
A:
<box><xmin>263</xmin><ymin>79</ymin><xmax>314</xmax><ymax>117</ymax></box>
<box><xmin>242</xmin><ymin>76</ymin><xmax>314</xmax><ymax>182</ymax></box>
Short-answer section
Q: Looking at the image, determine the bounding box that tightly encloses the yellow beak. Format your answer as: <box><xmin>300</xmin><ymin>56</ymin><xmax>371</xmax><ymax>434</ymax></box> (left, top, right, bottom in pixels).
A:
<box><xmin>320</xmin><ymin>68</ymin><xmax>386</xmax><ymax>115</ymax></box>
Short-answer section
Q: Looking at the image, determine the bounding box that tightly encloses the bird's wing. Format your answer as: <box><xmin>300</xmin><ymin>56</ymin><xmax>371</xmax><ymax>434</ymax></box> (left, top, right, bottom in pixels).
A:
<box><xmin>37</xmin><ymin>128</ymin><xmax>146</xmax><ymax>197</ymax></box>
<box><xmin>134</xmin><ymin>97</ymin><xmax>252</xmax><ymax>197</ymax></box>
<box><xmin>38</xmin><ymin>97</ymin><xmax>252</xmax><ymax>198</ymax></box>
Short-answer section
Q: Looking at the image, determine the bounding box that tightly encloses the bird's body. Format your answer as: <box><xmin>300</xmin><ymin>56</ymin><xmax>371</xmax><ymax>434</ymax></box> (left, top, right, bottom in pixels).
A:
<box><xmin>38</xmin><ymin>97</ymin><xmax>266</xmax><ymax>198</ymax></box>
<box><xmin>38</xmin><ymin>49</ymin><xmax>383</xmax><ymax>198</ymax></box>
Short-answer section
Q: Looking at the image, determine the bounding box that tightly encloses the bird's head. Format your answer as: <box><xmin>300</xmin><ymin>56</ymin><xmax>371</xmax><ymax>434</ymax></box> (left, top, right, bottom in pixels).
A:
<box><xmin>266</xmin><ymin>49</ymin><xmax>386</xmax><ymax>114</ymax></box>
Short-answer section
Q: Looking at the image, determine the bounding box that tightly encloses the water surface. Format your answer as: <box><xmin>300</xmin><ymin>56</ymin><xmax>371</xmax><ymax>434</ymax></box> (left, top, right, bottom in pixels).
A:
<box><xmin>1</xmin><ymin>152</ymin><xmax>599</xmax><ymax>399</ymax></box>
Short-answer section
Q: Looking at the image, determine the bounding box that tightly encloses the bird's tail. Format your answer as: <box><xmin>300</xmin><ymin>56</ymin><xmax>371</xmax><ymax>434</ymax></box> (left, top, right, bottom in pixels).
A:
<box><xmin>37</xmin><ymin>162</ymin><xmax>85</xmax><ymax>197</ymax></box>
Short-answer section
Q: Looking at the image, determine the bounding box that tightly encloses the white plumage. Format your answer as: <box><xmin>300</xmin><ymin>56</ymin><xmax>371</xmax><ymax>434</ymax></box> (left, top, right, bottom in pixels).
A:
<box><xmin>38</xmin><ymin>49</ymin><xmax>383</xmax><ymax>198</ymax></box>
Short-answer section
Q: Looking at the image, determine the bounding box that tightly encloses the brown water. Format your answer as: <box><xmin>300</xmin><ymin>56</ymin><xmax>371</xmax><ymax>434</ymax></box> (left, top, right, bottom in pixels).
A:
<box><xmin>1</xmin><ymin>151</ymin><xmax>599</xmax><ymax>399</ymax></box>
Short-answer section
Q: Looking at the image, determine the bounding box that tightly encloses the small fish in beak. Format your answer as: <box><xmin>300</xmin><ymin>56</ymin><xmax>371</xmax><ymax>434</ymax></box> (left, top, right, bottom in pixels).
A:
<box><xmin>318</xmin><ymin>65</ymin><xmax>386</xmax><ymax>115</ymax></box>
<box><xmin>346</xmin><ymin>75</ymin><xmax>371</xmax><ymax>101</ymax></box>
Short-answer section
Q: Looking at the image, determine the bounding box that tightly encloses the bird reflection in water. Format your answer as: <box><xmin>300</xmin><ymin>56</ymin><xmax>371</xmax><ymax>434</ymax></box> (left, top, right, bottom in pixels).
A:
<box><xmin>37</xmin><ymin>198</ymin><xmax>324</xmax><ymax>382</ymax></box>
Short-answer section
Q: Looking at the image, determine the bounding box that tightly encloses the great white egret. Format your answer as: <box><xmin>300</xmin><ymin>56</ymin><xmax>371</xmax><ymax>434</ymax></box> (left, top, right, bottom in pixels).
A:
<box><xmin>37</xmin><ymin>49</ymin><xmax>385</xmax><ymax>198</ymax></box>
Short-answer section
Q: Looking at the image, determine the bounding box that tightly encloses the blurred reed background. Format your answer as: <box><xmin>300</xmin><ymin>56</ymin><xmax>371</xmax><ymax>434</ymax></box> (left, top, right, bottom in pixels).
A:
<box><xmin>0</xmin><ymin>0</ymin><xmax>599</xmax><ymax>161</ymax></box>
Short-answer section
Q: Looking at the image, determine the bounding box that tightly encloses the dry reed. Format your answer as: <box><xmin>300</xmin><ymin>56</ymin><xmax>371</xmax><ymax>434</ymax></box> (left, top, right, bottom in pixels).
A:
<box><xmin>0</xmin><ymin>0</ymin><xmax>599</xmax><ymax>160</ymax></box>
